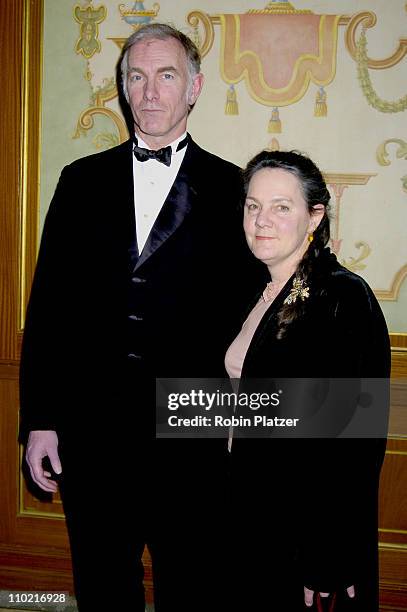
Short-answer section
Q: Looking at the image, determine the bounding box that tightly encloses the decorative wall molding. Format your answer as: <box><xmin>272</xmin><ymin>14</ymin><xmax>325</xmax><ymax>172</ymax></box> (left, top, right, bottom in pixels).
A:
<box><xmin>324</xmin><ymin>173</ymin><xmax>376</xmax><ymax>270</ymax></box>
<box><xmin>18</xmin><ymin>0</ymin><xmax>43</xmax><ymax>332</ymax></box>
<box><xmin>356</xmin><ymin>30</ymin><xmax>407</xmax><ymax>113</ymax></box>
<box><xmin>345</xmin><ymin>10</ymin><xmax>407</xmax><ymax>70</ymax></box>
<box><xmin>377</xmin><ymin>138</ymin><xmax>407</xmax><ymax>193</ymax></box>
<box><xmin>375</xmin><ymin>264</ymin><xmax>407</xmax><ymax>301</ymax></box>
<box><xmin>188</xmin><ymin>9</ymin><xmax>351</xmax><ymax>61</ymax></box>
<box><xmin>73</xmin><ymin>3</ymin><xmax>107</xmax><ymax>60</ymax></box>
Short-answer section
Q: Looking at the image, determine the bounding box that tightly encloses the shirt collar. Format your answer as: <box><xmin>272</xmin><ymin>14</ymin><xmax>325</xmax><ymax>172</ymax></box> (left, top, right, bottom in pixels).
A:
<box><xmin>134</xmin><ymin>132</ymin><xmax>188</xmax><ymax>156</ymax></box>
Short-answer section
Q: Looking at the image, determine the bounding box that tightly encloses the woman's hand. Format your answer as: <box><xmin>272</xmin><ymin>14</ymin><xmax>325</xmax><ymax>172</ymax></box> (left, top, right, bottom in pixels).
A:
<box><xmin>304</xmin><ymin>585</ymin><xmax>355</xmax><ymax>607</ymax></box>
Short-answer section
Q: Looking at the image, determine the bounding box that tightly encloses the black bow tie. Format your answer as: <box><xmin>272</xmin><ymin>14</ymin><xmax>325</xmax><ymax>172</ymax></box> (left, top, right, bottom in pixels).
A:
<box><xmin>133</xmin><ymin>144</ymin><xmax>172</xmax><ymax>166</ymax></box>
<box><xmin>132</xmin><ymin>135</ymin><xmax>189</xmax><ymax>167</ymax></box>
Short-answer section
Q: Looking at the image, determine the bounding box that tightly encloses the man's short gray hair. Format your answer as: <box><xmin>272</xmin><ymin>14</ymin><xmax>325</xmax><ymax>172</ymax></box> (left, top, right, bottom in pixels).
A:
<box><xmin>120</xmin><ymin>23</ymin><xmax>201</xmax><ymax>101</ymax></box>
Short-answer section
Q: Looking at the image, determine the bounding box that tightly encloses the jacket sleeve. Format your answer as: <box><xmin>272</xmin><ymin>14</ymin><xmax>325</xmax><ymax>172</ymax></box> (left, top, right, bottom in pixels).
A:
<box><xmin>299</xmin><ymin>272</ymin><xmax>390</xmax><ymax>592</ymax></box>
<box><xmin>19</xmin><ymin>164</ymin><xmax>79</xmax><ymax>440</ymax></box>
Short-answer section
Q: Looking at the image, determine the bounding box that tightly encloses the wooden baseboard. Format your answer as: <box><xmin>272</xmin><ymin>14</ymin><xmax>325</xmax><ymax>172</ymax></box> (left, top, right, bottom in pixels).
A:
<box><xmin>0</xmin><ymin>545</ymin><xmax>154</xmax><ymax>603</ymax></box>
<box><xmin>380</xmin><ymin>581</ymin><xmax>407</xmax><ymax>611</ymax></box>
<box><xmin>0</xmin><ymin>546</ymin><xmax>73</xmax><ymax>593</ymax></box>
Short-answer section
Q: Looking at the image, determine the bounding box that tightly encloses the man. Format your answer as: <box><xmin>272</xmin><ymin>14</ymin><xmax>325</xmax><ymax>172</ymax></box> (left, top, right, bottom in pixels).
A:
<box><xmin>20</xmin><ymin>23</ymin><xmax>262</xmax><ymax>612</ymax></box>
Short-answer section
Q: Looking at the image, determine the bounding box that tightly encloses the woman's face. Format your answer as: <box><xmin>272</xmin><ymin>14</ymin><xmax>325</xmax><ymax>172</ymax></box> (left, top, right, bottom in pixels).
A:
<box><xmin>243</xmin><ymin>167</ymin><xmax>322</xmax><ymax>273</ymax></box>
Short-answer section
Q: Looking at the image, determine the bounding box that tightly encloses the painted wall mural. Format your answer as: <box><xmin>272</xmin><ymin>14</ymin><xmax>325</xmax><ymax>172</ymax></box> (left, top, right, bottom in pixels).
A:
<box><xmin>38</xmin><ymin>0</ymin><xmax>407</xmax><ymax>331</ymax></box>
<box><xmin>191</xmin><ymin>5</ymin><xmax>342</xmax><ymax>132</ymax></box>
<box><xmin>74</xmin><ymin>3</ymin><xmax>107</xmax><ymax>59</ymax></box>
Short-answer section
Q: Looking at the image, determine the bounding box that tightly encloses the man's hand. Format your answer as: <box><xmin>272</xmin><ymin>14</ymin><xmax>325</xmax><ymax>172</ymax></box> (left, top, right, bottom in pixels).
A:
<box><xmin>304</xmin><ymin>585</ymin><xmax>355</xmax><ymax>608</ymax></box>
<box><xmin>26</xmin><ymin>430</ymin><xmax>62</xmax><ymax>493</ymax></box>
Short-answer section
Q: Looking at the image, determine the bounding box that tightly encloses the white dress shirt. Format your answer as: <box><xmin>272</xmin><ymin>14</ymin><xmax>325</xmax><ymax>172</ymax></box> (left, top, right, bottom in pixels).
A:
<box><xmin>132</xmin><ymin>132</ymin><xmax>188</xmax><ymax>252</ymax></box>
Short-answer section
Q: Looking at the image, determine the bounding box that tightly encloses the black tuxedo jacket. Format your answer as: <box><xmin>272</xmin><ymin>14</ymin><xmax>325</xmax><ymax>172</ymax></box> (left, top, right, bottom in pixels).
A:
<box><xmin>19</xmin><ymin>136</ymin><xmax>265</xmax><ymax>439</ymax></box>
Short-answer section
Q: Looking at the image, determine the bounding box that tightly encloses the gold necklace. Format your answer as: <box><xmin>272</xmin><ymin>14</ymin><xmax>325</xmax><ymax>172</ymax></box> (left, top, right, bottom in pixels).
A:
<box><xmin>262</xmin><ymin>279</ymin><xmax>286</xmax><ymax>303</ymax></box>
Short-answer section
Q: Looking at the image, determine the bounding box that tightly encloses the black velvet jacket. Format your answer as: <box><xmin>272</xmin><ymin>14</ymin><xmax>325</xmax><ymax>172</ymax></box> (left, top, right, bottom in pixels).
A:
<box><xmin>231</xmin><ymin>248</ymin><xmax>390</xmax><ymax>607</ymax></box>
<box><xmin>241</xmin><ymin>248</ymin><xmax>389</xmax><ymax>379</ymax></box>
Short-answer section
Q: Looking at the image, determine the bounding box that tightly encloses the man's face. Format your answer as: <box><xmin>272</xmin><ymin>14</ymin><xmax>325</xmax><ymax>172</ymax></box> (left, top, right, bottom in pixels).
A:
<box><xmin>126</xmin><ymin>37</ymin><xmax>203</xmax><ymax>148</ymax></box>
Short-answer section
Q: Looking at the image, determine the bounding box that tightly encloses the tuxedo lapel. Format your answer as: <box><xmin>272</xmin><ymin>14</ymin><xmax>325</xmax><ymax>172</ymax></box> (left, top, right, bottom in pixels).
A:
<box><xmin>134</xmin><ymin>136</ymin><xmax>201</xmax><ymax>271</ymax></box>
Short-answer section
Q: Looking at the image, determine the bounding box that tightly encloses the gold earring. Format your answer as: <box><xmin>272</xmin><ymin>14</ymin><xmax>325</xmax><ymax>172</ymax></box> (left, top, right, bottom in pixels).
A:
<box><xmin>308</xmin><ymin>232</ymin><xmax>314</xmax><ymax>243</ymax></box>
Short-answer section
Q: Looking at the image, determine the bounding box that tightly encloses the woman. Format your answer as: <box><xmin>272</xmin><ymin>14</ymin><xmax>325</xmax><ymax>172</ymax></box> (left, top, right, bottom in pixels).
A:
<box><xmin>226</xmin><ymin>150</ymin><xmax>390</xmax><ymax>610</ymax></box>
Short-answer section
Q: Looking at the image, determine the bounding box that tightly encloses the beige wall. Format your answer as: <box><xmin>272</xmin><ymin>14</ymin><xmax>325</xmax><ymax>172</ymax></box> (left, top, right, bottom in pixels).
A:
<box><xmin>40</xmin><ymin>0</ymin><xmax>407</xmax><ymax>331</ymax></box>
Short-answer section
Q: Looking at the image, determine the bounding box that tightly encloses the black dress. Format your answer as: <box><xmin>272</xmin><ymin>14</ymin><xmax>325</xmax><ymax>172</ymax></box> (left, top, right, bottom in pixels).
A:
<box><xmin>229</xmin><ymin>248</ymin><xmax>390</xmax><ymax>610</ymax></box>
